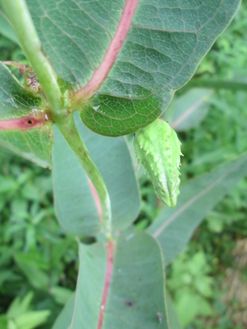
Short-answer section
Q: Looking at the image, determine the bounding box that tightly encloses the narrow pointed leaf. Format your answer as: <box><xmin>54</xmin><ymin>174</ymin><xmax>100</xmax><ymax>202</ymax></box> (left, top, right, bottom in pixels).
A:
<box><xmin>149</xmin><ymin>153</ymin><xmax>247</xmax><ymax>265</ymax></box>
<box><xmin>20</xmin><ymin>0</ymin><xmax>240</xmax><ymax>136</ymax></box>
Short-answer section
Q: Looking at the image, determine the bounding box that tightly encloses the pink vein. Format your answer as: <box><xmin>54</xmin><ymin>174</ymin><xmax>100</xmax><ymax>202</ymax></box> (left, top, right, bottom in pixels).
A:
<box><xmin>97</xmin><ymin>240</ymin><xmax>115</xmax><ymax>329</ymax></box>
<box><xmin>0</xmin><ymin>112</ymin><xmax>48</xmax><ymax>131</ymax></box>
<box><xmin>76</xmin><ymin>0</ymin><xmax>139</xmax><ymax>100</ymax></box>
<box><xmin>87</xmin><ymin>178</ymin><xmax>103</xmax><ymax>223</ymax></box>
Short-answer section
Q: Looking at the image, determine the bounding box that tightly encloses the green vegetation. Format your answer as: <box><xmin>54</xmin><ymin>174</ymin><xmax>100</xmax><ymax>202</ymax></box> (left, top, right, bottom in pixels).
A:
<box><xmin>0</xmin><ymin>1</ymin><xmax>246</xmax><ymax>328</ymax></box>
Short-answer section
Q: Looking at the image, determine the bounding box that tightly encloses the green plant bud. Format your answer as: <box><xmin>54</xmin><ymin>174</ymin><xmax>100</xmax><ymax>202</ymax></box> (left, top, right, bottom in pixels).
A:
<box><xmin>134</xmin><ymin>119</ymin><xmax>182</xmax><ymax>207</ymax></box>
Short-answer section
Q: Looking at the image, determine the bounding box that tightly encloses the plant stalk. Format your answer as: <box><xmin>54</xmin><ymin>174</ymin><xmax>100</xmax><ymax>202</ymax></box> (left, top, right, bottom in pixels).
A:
<box><xmin>58</xmin><ymin>115</ymin><xmax>112</xmax><ymax>238</ymax></box>
<box><xmin>1</xmin><ymin>0</ymin><xmax>63</xmax><ymax>117</ymax></box>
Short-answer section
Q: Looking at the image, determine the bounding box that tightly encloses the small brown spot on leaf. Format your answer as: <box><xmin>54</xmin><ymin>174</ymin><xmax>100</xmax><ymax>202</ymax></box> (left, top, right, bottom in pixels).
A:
<box><xmin>125</xmin><ymin>300</ymin><xmax>134</xmax><ymax>307</ymax></box>
<box><xmin>156</xmin><ymin>312</ymin><xmax>163</xmax><ymax>323</ymax></box>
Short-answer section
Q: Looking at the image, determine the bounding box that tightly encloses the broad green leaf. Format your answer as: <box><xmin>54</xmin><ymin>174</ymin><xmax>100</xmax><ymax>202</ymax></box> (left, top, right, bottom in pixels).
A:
<box><xmin>52</xmin><ymin>115</ymin><xmax>140</xmax><ymax>236</ymax></box>
<box><xmin>61</xmin><ymin>233</ymin><xmax>169</xmax><ymax>329</ymax></box>
<box><xmin>149</xmin><ymin>153</ymin><xmax>247</xmax><ymax>265</ymax></box>
<box><xmin>25</xmin><ymin>0</ymin><xmax>240</xmax><ymax>136</ymax></box>
<box><xmin>0</xmin><ymin>63</ymin><xmax>52</xmax><ymax>167</ymax></box>
<box><xmin>165</xmin><ymin>89</ymin><xmax>213</xmax><ymax>131</ymax></box>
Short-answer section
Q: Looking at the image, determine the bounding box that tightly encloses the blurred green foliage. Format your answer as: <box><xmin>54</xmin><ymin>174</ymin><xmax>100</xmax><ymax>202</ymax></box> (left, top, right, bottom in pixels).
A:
<box><xmin>0</xmin><ymin>151</ymin><xmax>76</xmax><ymax>328</ymax></box>
<box><xmin>0</xmin><ymin>2</ymin><xmax>247</xmax><ymax>329</ymax></box>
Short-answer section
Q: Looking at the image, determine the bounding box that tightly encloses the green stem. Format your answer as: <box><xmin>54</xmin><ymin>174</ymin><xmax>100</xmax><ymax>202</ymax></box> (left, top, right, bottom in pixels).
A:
<box><xmin>58</xmin><ymin>115</ymin><xmax>112</xmax><ymax>238</ymax></box>
<box><xmin>183</xmin><ymin>79</ymin><xmax>247</xmax><ymax>93</ymax></box>
<box><xmin>1</xmin><ymin>0</ymin><xmax>62</xmax><ymax>117</ymax></box>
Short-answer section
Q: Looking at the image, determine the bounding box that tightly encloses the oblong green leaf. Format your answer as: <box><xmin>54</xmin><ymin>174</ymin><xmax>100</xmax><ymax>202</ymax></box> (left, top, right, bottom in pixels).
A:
<box><xmin>52</xmin><ymin>126</ymin><xmax>99</xmax><ymax>237</ymax></box>
<box><xmin>60</xmin><ymin>233</ymin><xmax>169</xmax><ymax>329</ymax></box>
<box><xmin>52</xmin><ymin>115</ymin><xmax>140</xmax><ymax>236</ymax></box>
<box><xmin>149</xmin><ymin>153</ymin><xmax>247</xmax><ymax>265</ymax></box>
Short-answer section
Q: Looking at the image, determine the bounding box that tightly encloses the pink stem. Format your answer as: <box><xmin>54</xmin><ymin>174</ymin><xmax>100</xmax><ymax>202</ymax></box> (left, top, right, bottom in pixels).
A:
<box><xmin>87</xmin><ymin>177</ymin><xmax>103</xmax><ymax>223</ymax></box>
<box><xmin>97</xmin><ymin>240</ymin><xmax>115</xmax><ymax>329</ymax></box>
<box><xmin>0</xmin><ymin>112</ymin><xmax>48</xmax><ymax>131</ymax></box>
<box><xmin>76</xmin><ymin>0</ymin><xmax>139</xmax><ymax>100</ymax></box>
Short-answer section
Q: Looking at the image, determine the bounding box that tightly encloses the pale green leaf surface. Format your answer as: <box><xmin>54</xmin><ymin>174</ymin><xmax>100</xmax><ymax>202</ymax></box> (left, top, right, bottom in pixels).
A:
<box><xmin>52</xmin><ymin>115</ymin><xmax>140</xmax><ymax>236</ymax></box>
<box><xmin>25</xmin><ymin>0</ymin><xmax>240</xmax><ymax>136</ymax></box>
<box><xmin>149</xmin><ymin>153</ymin><xmax>247</xmax><ymax>265</ymax></box>
<box><xmin>67</xmin><ymin>241</ymin><xmax>106</xmax><ymax>329</ymax></box>
<box><xmin>0</xmin><ymin>127</ymin><xmax>52</xmax><ymax>167</ymax></box>
<box><xmin>52</xmin><ymin>126</ymin><xmax>99</xmax><ymax>236</ymax></box>
<box><xmin>0</xmin><ymin>11</ymin><xmax>18</xmax><ymax>43</ymax></box>
<box><xmin>60</xmin><ymin>233</ymin><xmax>169</xmax><ymax>329</ymax></box>
<box><xmin>0</xmin><ymin>63</ymin><xmax>40</xmax><ymax>119</ymax></box>
<box><xmin>0</xmin><ymin>63</ymin><xmax>52</xmax><ymax>166</ymax></box>
<box><xmin>103</xmin><ymin>233</ymin><xmax>168</xmax><ymax>329</ymax></box>
<box><xmin>75</xmin><ymin>114</ymin><xmax>140</xmax><ymax>231</ymax></box>
<box><xmin>165</xmin><ymin>89</ymin><xmax>213</xmax><ymax>131</ymax></box>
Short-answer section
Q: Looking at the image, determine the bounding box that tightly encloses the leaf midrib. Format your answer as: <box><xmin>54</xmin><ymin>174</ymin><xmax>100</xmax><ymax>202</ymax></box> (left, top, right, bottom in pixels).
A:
<box><xmin>75</xmin><ymin>0</ymin><xmax>139</xmax><ymax>101</ymax></box>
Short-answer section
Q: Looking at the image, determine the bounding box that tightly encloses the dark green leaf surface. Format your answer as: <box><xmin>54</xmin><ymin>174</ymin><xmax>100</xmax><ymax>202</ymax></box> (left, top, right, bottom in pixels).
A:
<box><xmin>59</xmin><ymin>233</ymin><xmax>169</xmax><ymax>329</ymax></box>
<box><xmin>52</xmin><ymin>115</ymin><xmax>140</xmax><ymax>236</ymax></box>
<box><xmin>149</xmin><ymin>153</ymin><xmax>247</xmax><ymax>265</ymax></box>
<box><xmin>26</xmin><ymin>0</ymin><xmax>240</xmax><ymax>135</ymax></box>
<box><xmin>80</xmin><ymin>92</ymin><xmax>162</xmax><ymax>136</ymax></box>
<box><xmin>0</xmin><ymin>63</ymin><xmax>51</xmax><ymax>166</ymax></box>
